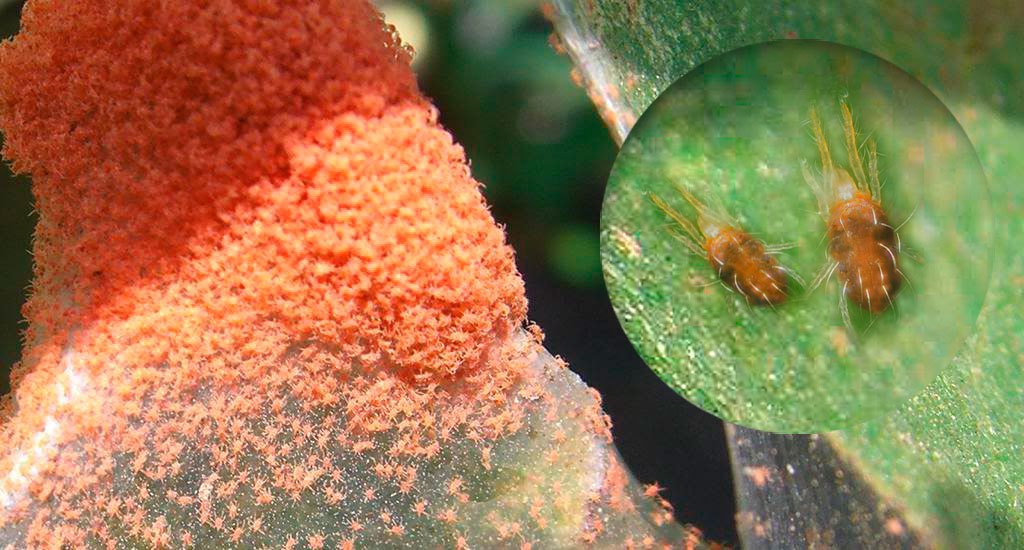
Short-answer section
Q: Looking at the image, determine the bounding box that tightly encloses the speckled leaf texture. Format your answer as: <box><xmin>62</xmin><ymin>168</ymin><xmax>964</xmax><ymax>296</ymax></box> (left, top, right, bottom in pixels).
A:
<box><xmin>549</xmin><ymin>1</ymin><xmax>1023</xmax><ymax>548</ymax></box>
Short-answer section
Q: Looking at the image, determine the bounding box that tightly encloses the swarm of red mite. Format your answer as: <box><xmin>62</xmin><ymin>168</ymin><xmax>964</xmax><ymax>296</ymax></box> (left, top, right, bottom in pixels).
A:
<box><xmin>0</xmin><ymin>1</ymin><xmax>702</xmax><ymax>547</ymax></box>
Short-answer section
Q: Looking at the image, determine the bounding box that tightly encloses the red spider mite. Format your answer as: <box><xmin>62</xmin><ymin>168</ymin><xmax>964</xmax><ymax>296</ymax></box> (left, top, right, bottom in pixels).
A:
<box><xmin>649</xmin><ymin>185</ymin><xmax>800</xmax><ymax>306</ymax></box>
<box><xmin>803</xmin><ymin>101</ymin><xmax>910</xmax><ymax>329</ymax></box>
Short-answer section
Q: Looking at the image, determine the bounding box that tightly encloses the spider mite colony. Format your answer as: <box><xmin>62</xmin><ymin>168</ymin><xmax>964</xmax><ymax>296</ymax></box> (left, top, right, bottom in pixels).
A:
<box><xmin>651</xmin><ymin>100</ymin><xmax>909</xmax><ymax>330</ymax></box>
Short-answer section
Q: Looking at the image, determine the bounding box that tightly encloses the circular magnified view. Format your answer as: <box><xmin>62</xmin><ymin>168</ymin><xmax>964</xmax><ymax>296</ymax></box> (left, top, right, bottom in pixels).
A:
<box><xmin>600</xmin><ymin>40</ymin><xmax>992</xmax><ymax>433</ymax></box>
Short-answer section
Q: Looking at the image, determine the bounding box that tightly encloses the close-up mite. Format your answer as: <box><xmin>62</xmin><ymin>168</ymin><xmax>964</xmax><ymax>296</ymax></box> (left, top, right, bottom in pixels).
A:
<box><xmin>649</xmin><ymin>186</ymin><xmax>800</xmax><ymax>307</ymax></box>
<box><xmin>804</xmin><ymin>101</ymin><xmax>910</xmax><ymax>330</ymax></box>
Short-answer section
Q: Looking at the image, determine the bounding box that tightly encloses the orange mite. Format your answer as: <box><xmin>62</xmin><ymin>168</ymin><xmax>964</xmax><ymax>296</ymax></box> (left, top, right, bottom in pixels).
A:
<box><xmin>803</xmin><ymin>101</ymin><xmax>906</xmax><ymax>328</ymax></box>
<box><xmin>649</xmin><ymin>186</ymin><xmax>798</xmax><ymax>306</ymax></box>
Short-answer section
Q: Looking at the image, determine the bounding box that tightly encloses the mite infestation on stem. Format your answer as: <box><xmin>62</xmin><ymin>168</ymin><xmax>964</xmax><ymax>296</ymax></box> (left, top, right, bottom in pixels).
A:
<box><xmin>649</xmin><ymin>185</ymin><xmax>800</xmax><ymax>307</ymax></box>
<box><xmin>804</xmin><ymin>101</ymin><xmax>910</xmax><ymax>330</ymax></box>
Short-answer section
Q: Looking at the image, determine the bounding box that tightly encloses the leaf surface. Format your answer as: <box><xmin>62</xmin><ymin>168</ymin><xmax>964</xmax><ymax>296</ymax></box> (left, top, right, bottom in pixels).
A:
<box><xmin>549</xmin><ymin>0</ymin><xmax>1024</xmax><ymax>546</ymax></box>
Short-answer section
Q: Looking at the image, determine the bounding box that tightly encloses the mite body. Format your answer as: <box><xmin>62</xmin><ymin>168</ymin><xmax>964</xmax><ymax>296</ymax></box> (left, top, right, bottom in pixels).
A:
<box><xmin>827</xmin><ymin>195</ymin><xmax>900</xmax><ymax>313</ymax></box>
<box><xmin>804</xmin><ymin>102</ymin><xmax>905</xmax><ymax>327</ymax></box>
<box><xmin>706</xmin><ymin>228</ymin><xmax>788</xmax><ymax>305</ymax></box>
<box><xmin>650</xmin><ymin>186</ymin><xmax>795</xmax><ymax>306</ymax></box>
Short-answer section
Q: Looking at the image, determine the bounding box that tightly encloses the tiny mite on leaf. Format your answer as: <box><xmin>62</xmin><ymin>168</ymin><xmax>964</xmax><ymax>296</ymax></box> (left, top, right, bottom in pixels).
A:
<box><xmin>804</xmin><ymin>101</ymin><xmax>909</xmax><ymax>329</ymax></box>
<box><xmin>649</xmin><ymin>186</ymin><xmax>798</xmax><ymax>306</ymax></box>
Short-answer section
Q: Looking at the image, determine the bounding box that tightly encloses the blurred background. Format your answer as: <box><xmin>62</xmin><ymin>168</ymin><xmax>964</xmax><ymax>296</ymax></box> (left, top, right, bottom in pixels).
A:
<box><xmin>0</xmin><ymin>0</ymin><xmax>738</xmax><ymax>543</ymax></box>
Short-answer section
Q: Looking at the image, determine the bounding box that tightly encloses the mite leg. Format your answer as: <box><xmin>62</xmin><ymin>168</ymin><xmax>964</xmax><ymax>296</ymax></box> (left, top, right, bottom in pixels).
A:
<box><xmin>774</xmin><ymin>264</ymin><xmax>806</xmax><ymax>288</ymax></box>
<box><xmin>894</xmin><ymin>206</ymin><xmax>925</xmax><ymax>266</ymax></box>
<box><xmin>664</xmin><ymin>225</ymin><xmax>705</xmax><ymax>256</ymax></box>
<box><xmin>894</xmin><ymin>228</ymin><xmax>924</xmax><ymax>264</ymax></box>
<box><xmin>901</xmin><ymin>247</ymin><xmax>924</xmax><ymax>264</ymax></box>
<box><xmin>809</xmin><ymin>108</ymin><xmax>834</xmax><ymax>178</ymax></box>
<box><xmin>865</xmin><ymin>312</ymin><xmax>882</xmax><ymax>334</ymax></box>
<box><xmin>650</xmin><ymin>192</ymin><xmax>702</xmax><ymax>242</ymax></box>
<box><xmin>810</xmin><ymin>259</ymin><xmax>839</xmax><ymax>291</ymax></box>
<box><xmin>674</xmin><ymin>184</ymin><xmax>735</xmax><ymax>229</ymax></box>
<box><xmin>764</xmin><ymin>242</ymin><xmax>796</xmax><ymax>253</ymax></box>
<box><xmin>650</xmin><ymin>192</ymin><xmax>705</xmax><ymax>256</ymax></box>
<box><xmin>868</xmin><ymin>140</ymin><xmax>882</xmax><ymax>200</ymax></box>
<box><xmin>839</xmin><ymin>281</ymin><xmax>853</xmax><ymax>331</ymax></box>
<box><xmin>801</xmin><ymin>161</ymin><xmax>831</xmax><ymax>220</ymax></box>
<box><xmin>840</xmin><ymin>101</ymin><xmax>869</xmax><ymax>191</ymax></box>
<box><xmin>896</xmin><ymin>264</ymin><xmax>914</xmax><ymax>292</ymax></box>
<box><xmin>676</xmin><ymin>185</ymin><xmax>708</xmax><ymax>214</ymax></box>
<box><xmin>895</xmin><ymin>203</ymin><xmax>919</xmax><ymax>232</ymax></box>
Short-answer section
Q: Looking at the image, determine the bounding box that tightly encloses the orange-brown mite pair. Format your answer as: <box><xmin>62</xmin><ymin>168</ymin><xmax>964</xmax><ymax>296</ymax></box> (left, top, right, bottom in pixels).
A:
<box><xmin>650</xmin><ymin>101</ymin><xmax>906</xmax><ymax>327</ymax></box>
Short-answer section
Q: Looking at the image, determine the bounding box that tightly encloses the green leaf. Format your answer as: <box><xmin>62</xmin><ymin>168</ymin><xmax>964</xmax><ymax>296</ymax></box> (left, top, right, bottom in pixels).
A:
<box><xmin>549</xmin><ymin>0</ymin><xmax>1024</xmax><ymax>547</ymax></box>
<box><xmin>600</xmin><ymin>40</ymin><xmax>991</xmax><ymax>433</ymax></box>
